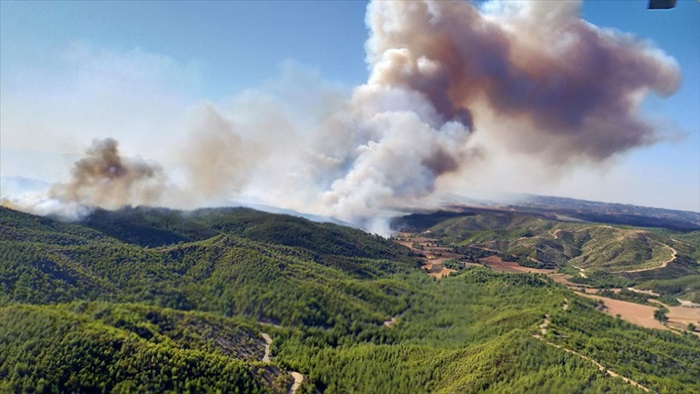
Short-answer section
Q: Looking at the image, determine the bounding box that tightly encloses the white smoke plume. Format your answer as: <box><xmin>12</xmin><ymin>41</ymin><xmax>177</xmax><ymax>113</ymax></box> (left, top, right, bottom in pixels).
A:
<box><xmin>2</xmin><ymin>0</ymin><xmax>681</xmax><ymax>233</ymax></box>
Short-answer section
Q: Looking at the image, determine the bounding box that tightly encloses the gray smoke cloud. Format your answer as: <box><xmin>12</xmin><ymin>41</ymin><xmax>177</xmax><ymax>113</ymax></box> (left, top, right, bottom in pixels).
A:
<box><xmin>3</xmin><ymin>0</ymin><xmax>681</xmax><ymax>233</ymax></box>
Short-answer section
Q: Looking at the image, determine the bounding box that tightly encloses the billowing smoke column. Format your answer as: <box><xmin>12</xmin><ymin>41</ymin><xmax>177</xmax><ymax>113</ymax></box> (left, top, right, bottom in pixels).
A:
<box><xmin>320</xmin><ymin>0</ymin><xmax>679</xmax><ymax>228</ymax></box>
<box><xmin>3</xmin><ymin>0</ymin><xmax>681</xmax><ymax>233</ymax></box>
<box><xmin>48</xmin><ymin>138</ymin><xmax>166</xmax><ymax>209</ymax></box>
<box><xmin>363</xmin><ymin>0</ymin><xmax>679</xmax><ymax>163</ymax></box>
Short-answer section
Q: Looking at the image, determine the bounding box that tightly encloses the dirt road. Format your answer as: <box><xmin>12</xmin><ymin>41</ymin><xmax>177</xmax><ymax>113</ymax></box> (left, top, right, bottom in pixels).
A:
<box><xmin>289</xmin><ymin>372</ymin><xmax>304</xmax><ymax>394</ymax></box>
<box><xmin>261</xmin><ymin>333</ymin><xmax>272</xmax><ymax>363</ymax></box>
<box><xmin>570</xmin><ymin>263</ymin><xmax>588</xmax><ymax>278</ymax></box>
<box><xmin>259</xmin><ymin>330</ymin><xmax>306</xmax><ymax>394</ymax></box>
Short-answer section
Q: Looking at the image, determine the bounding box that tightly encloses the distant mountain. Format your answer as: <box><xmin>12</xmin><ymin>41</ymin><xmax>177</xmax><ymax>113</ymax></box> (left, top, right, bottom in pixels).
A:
<box><xmin>3</xmin><ymin>175</ymin><xmax>696</xmax><ymax>231</ymax></box>
<box><xmin>518</xmin><ymin>194</ymin><xmax>700</xmax><ymax>230</ymax></box>
<box><xmin>430</xmin><ymin>193</ymin><xmax>700</xmax><ymax>231</ymax></box>
<box><xmin>234</xmin><ymin>201</ymin><xmax>352</xmax><ymax>227</ymax></box>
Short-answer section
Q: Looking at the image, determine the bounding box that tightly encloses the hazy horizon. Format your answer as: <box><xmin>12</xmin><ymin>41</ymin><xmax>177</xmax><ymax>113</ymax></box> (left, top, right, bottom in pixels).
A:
<box><xmin>2</xmin><ymin>0</ymin><xmax>699</xmax><ymax>224</ymax></box>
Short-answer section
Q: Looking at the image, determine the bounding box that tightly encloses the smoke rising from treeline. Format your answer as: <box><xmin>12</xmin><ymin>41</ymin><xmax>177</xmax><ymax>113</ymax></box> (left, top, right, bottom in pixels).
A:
<box><xmin>47</xmin><ymin>138</ymin><xmax>166</xmax><ymax>209</ymax></box>
<box><xmin>2</xmin><ymin>1</ymin><xmax>681</xmax><ymax>233</ymax></box>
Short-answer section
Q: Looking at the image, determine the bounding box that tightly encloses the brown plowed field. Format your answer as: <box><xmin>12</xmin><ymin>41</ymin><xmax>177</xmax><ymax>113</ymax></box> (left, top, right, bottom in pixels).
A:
<box><xmin>479</xmin><ymin>255</ymin><xmax>554</xmax><ymax>274</ymax></box>
<box><xmin>579</xmin><ymin>293</ymin><xmax>667</xmax><ymax>330</ymax></box>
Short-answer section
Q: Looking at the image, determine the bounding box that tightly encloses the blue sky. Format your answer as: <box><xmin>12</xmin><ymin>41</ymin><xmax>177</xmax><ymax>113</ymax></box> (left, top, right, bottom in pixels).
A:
<box><xmin>1</xmin><ymin>0</ymin><xmax>698</xmax><ymax>212</ymax></box>
<box><xmin>1</xmin><ymin>1</ymin><xmax>369</xmax><ymax>96</ymax></box>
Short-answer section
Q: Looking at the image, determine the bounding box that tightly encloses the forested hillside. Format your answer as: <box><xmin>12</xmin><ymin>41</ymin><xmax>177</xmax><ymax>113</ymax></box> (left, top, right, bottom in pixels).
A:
<box><xmin>0</xmin><ymin>303</ymin><xmax>281</xmax><ymax>393</ymax></box>
<box><xmin>1</xmin><ymin>206</ymin><xmax>699</xmax><ymax>393</ymax></box>
<box><xmin>1</xmin><ymin>207</ymin><xmax>414</xmax><ymax>326</ymax></box>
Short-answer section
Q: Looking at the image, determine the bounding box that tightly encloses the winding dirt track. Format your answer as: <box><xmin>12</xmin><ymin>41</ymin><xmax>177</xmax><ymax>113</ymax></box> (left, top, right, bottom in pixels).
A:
<box><xmin>261</xmin><ymin>333</ymin><xmax>272</xmax><ymax>363</ymax></box>
<box><xmin>259</xmin><ymin>330</ymin><xmax>305</xmax><ymax>394</ymax></box>
<box><xmin>542</xmin><ymin>341</ymin><xmax>650</xmax><ymax>393</ymax></box>
<box><xmin>571</xmin><ymin>263</ymin><xmax>588</xmax><ymax>278</ymax></box>
<box><xmin>550</xmin><ymin>226</ymin><xmax>676</xmax><ymax>275</ymax></box>
<box><xmin>289</xmin><ymin>372</ymin><xmax>304</xmax><ymax>394</ymax></box>
<box><xmin>613</xmin><ymin>240</ymin><xmax>677</xmax><ymax>273</ymax></box>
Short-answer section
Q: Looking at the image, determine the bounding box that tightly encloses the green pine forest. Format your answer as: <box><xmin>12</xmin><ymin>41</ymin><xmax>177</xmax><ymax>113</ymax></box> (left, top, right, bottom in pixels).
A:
<box><xmin>1</xmin><ymin>206</ymin><xmax>699</xmax><ymax>393</ymax></box>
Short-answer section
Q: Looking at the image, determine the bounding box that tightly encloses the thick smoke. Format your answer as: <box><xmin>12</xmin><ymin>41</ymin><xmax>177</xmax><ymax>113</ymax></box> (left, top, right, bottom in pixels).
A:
<box><xmin>320</xmin><ymin>0</ymin><xmax>679</xmax><ymax>225</ymax></box>
<box><xmin>48</xmin><ymin>138</ymin><xmax>166</xmax><ymax>209</ymax></box>
<box><xmin>3</xmin><ymin>1</ymin><xmax>681</xmax><ymax>233</ymax></box>
<box><xmin>2</xmin><ymin>138</ymin><xmax>165</xmax><ymax>219</ymax></box>
<box><xmin>365</xmin><ymin>0</ymin><xmax>679</xmax><ymax>163</ymax></box>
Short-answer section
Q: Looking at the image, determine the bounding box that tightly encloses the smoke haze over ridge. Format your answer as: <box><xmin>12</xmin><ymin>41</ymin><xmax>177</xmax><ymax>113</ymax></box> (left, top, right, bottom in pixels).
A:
<box><xmin>1</xmin><ymin>0</ymin><xmax>684</xmax><ymax>233</ymax></box>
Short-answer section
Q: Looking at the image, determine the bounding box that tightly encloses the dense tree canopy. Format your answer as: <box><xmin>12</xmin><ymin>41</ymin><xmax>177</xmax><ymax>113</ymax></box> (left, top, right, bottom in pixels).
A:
<box><xmin>1</xmin><ymin>206</ymin><xmax>698</xmax><ymax>393</ymax></box>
